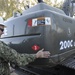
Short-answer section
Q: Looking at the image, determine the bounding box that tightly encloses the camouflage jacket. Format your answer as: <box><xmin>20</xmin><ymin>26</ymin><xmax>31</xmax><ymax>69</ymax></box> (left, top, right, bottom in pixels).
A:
<box><xmin>0</xmin><ymin>41</ymin><xmax>36</xmax><ymax>75</ymax></box>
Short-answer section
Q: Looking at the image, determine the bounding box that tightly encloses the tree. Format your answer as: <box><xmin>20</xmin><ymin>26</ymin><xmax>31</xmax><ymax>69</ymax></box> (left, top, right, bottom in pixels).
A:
<box><xmin>0</xmin><ymin>0</ymin><xmax>64</xmax><ymax>20</ymax></box>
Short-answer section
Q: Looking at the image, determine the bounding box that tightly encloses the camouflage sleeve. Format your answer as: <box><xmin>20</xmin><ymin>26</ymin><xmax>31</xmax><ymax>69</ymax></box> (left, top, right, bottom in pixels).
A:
<box><xmin>0</xmin><ymin>41</ymin><xmax>36</xmax><ymax>66</ymax></box>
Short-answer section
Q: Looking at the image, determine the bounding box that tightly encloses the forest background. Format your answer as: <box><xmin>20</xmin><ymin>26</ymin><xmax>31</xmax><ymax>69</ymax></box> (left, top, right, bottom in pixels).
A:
<box><xmin>0</xmin><ymin>0</ymin><xmax>64</xmax><ymax>20</ymax></box>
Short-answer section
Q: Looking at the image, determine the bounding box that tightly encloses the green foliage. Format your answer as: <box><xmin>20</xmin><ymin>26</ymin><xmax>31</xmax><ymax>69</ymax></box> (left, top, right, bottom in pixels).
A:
<box><xmin>0</xmin><ymin>0</ymin><xmax>63</xmax><ymax>20</ymax></box>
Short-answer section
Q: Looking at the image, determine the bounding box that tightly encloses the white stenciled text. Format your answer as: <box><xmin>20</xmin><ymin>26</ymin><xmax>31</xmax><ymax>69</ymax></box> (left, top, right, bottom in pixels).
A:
<box><xmin>59</xmin><ymin>40</ymin><xmax>74</xmax><ymax>50</ymax></box>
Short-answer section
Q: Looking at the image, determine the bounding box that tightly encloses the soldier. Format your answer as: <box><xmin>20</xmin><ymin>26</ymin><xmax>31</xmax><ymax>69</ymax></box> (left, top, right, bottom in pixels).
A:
<box><xmin>0</xmin><ymin>22</ymin><xmax>50</xmax><ymax>75</ymax></box>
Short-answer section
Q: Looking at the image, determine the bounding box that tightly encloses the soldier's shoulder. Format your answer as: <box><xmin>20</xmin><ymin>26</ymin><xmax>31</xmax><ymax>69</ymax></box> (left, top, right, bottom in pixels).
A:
<box><xmin>0</xmin><ymin>41</ymin><xmax>7</xmax><ymax>46</ymax></box>
<box><xmin>0</xmin><ymin>41</ymin><xmax>3</xmax><ymax>44</ymax></box>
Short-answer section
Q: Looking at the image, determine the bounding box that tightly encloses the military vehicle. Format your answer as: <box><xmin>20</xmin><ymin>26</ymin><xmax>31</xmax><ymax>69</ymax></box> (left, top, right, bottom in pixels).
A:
<box><xmin>0</xmin><ymin>0</ymin><xmax>75</xmax><ymax>74</ymax></box>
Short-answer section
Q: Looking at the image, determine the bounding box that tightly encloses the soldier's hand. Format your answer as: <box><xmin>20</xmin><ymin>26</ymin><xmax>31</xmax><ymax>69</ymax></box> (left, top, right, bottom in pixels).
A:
<box><xmin>36</xmin><ymin>49</ymin><xmax>50</xmax><ymax>58</ymax></box>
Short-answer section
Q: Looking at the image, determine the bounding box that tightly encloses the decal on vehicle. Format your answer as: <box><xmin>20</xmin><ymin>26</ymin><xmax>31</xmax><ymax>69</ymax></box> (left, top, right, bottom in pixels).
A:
<box><xmin>28</xmin><ymin>17</ymin><xmax>51</xmax><ymax>27</ymax></box>
<box><xmin>59</xmin><ymin>40</ymin><xmax>75</xmax><ymax>50</ymax></box>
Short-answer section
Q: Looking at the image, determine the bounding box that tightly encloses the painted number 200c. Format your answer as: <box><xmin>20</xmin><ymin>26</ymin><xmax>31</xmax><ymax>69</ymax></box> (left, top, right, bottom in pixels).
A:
<box><xmin>59</xmin><ymin>40</ymin><xmax>73</xmax><ymax>50</ymax></box>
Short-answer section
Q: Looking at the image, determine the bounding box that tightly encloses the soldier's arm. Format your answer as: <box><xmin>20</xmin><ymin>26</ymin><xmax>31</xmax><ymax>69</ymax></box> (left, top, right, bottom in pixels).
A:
<box><xmin>0</xmin><ymin>41</ymin><xmax>36</xmax><ymax>66</ymax></box>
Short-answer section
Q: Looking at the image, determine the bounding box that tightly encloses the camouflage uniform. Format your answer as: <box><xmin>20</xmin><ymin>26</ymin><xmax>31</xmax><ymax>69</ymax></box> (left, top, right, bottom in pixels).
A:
<box><xmin>0</xmin><ymin>41</ymin><xmax>36</xmax><ymax>75</ymax></box>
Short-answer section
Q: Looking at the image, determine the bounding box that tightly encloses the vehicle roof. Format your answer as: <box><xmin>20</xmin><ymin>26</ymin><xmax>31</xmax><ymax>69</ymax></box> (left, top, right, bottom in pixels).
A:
<box><xmin>22</xmin><ymin>3</ymin><xmax>65</xmax><ymax>15</ymax></box>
